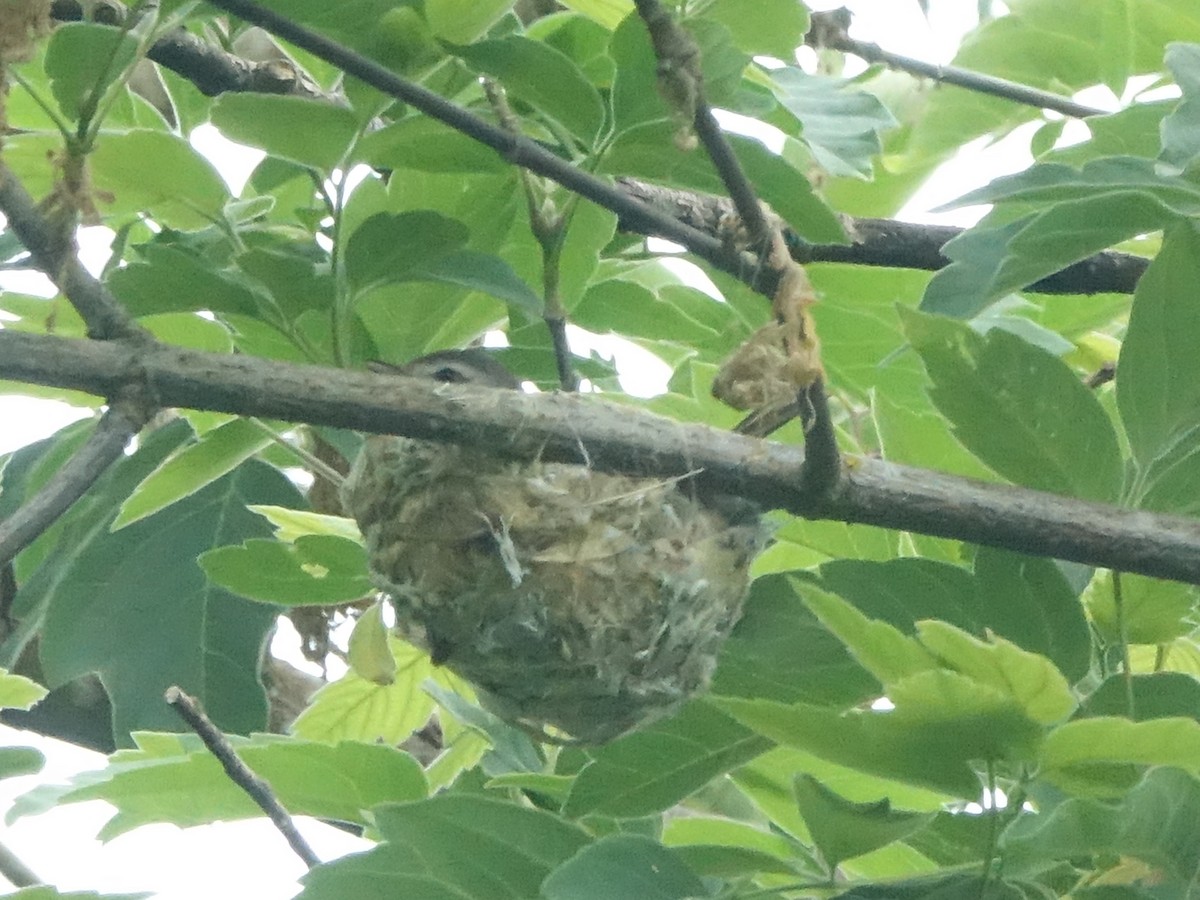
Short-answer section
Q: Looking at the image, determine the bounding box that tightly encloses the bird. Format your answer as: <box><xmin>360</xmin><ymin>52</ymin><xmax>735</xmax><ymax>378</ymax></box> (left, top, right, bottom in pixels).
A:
<box><xmin>342</xmin><ymin>349</ymin><xmax>766</xmax><ymax>744</ymax></box>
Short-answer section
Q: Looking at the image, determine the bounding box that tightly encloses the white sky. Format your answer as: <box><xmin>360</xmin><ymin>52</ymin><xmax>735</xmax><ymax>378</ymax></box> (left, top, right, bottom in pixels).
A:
<box><xmin>0</xmin><ymin>2</ymin><xmax>1101</xmax><ymax>896</ymax></box>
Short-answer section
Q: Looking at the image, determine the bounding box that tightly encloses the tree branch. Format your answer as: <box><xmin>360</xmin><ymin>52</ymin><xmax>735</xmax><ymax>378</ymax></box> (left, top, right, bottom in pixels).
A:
<box><xmin>0</xmin><ymin>162</ymin><xmax>146</xmax><ymax>341</ymax></box>
<box><xmin>617</xmin><ymin>177</ymin><xmax>1150</xmax><ymax>295</ymax></box>
<box><xmin>165</xmin><ymin>686</ymin><xmax>321</xmax><ymax>869</ymax></box>
<box><xmin>5</xmin><ymin>329</ymin><xmax>1200</xmax><ymax>586</ymax></box>
<box><xmin>0</xmin><ymin>385</ymin><xmax>153</xmax><ymax>567</ymax></box>
<box><xmin>807</xmin><ymin>8</ymin><xmax>1105</xmax><ymax>119</ymax></box>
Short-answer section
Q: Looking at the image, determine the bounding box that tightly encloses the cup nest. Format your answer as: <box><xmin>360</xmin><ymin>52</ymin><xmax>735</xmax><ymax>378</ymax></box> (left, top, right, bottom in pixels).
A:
<box><xmin>343</xmin><ymin>435</ymin><xmax>765</xmax><ymax>744</ymax></box>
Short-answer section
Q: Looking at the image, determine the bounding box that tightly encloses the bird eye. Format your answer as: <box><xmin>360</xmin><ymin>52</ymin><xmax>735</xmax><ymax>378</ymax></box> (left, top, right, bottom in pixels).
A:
<box><xmin>433</xmin><ymin>366</ymin><xmax>468</xmax><ymax>383</ymax></box>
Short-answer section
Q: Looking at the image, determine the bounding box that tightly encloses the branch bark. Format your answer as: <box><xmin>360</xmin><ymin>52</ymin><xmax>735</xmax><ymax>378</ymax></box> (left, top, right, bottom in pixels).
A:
<box><xmin>4</xmin><ymin>329</ymin><xmax>1200</xmax><ymax>586</ymax></box>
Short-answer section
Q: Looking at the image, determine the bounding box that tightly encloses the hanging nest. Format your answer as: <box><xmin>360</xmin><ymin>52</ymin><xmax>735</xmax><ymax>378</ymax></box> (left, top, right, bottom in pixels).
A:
<box><xmin>343</xmin><ymin>435</ymin><xmax>766</xmax><ymax>744</ymax></box>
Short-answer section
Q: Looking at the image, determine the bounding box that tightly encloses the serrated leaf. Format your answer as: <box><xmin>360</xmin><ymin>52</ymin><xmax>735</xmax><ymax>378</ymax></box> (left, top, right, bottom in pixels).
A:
<box><xmin>297</xmin><ymin>796</ymin><xmax>590</xmax><ymax>900</ymax></box>
<box><xmin>454</xmin><ymin>36</ymin><xmax>605</xmax><ymax>146</ymax></box>
<box><xmin>292</xmin><ymin>639</ymin><xmax>439</xmax><ymax>745</ymax></box>
<box><xmin>794</xmin><ymin>775</ymin><xmax>934</xmax><ymax>868</ymax></box>
<box><xmin>801</xmin><ymin>583</ymin><xmax>939</xmax><ymax>687</ymax></box>
<box><xmin>1086</xmin><ymin>571</ymin><xmax>1198</xmax><ymax>645</ymax></box>
<box><xmin>212</xmin><ymin>94</ymin><xmax>360</xmax><ymax>173</ymax></box>
<box><xmin>29</xmin><ymin>423</ymin><xmax>303</xmax><ymax>741</ymax></box>
<box><xmin>113</xmin><ymin>418</ymin><xmax>273</xmax><ymax>529</ymax></box>
<box><xmin>199</xmin><ymin>534</ymin><xmax>371</xmax><ymax>606</ymax></box>
<box><xmin>0</xmin><ymin>669</ymin><xmax>48</xmax><ymax>710</ymax></box>
<box><xmin>915</xmin><ymin>621</ymin><xmax>1075</xmax><ymax>724</ymax></box>
<box><xmin>563</xmin><ymin>701</ymin><xmax>771</xmax><ymax>819</ymax></box>
<box><xmin>769</xmin><ymin>66</ymin><xmax>897</xmax><ymax>178</ymax></box>
<box><xmin>901</xmin><ymin>307</ymin><xmax>1123</xmax><ymax>502</ymax></box>
<box><xmin>14</xmin><ymin>736</ymin><xmax>426</xmax><ymax>837</ymax></box>
<box><xmin>542</xmin><ymin>834</ymin><xmax>707</xmax><ymax>900</ymax></box>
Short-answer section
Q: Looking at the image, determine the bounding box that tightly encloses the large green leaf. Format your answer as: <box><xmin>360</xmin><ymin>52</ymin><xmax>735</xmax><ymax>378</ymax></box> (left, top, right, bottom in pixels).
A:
<box><xmin>542</xmin><ymin>835</ymin><xmax>707</xmax><ymax>900</ymax></box>
<box><xmin>356</xmin><ymin>117</ymin><xmax>511</xmax><ymax>173</ymax></box>
<box><xmin>1118</xmin><ymin>223</ymin><xmax>1200</xmax><ymax>480</ymax></box>
<box><xmin>563</xmin><ymin>701</ymin><xmax>771</xmax><ymax>819</ymax></box>
<box><xmin>27</xmin><ymin>423</ymin><xmax>303</xmax><ymax>742</ymax></box>
<box><xmin>1040</xmin><ymin>716</ymin><xmax>1200</xmax><ymax>790</ymax></box>
<box><xmin>819</xmin><ymin>558</ymin><xmax>981</xmax><ymax>634</ymax></box>
<box><xmin>107</xmin><ymin>245</ymin><xmax>265</xmax><ymax>318</ymax></box>
<box><xmin>769</xmin><ymin>67</ymin><xmax>897</xmax><ymax>178</ymax></box>
<box><xmin>211</xmin><ymin>94</ymin><xmax>360</xmax><ymax>173</ymax></box>
<box><xmin>90</xmin><ymin>130</ymin><xmax>230</xmax><ymax>230</ymax></box>
<box><xmin>11</xmin><ymin>734</ymin><xmax>426</xmax><ymax>836</ymax></box>
<box><xmin>901</xmin><ymin>308</ymin><xmax>1123</xmax><ymax>502</ymax></box>
<box><xmin>454</xmin><ymin>36</ymin><xmax>605</xmax><ymax>146</ymax></box>
<box><xmin>1086</xmin><ymin>571</ymin><xmax>1198</xmax><ymax>645</ymax></box>
<box><xmin>700</xmin><ymin>0</ymin><xmax>809</xmax><ymax>59</ymax></box>
<box><xmin>343</xmin><ymin>210</ymin><xmax>468</xmax><ymax>293</ymax></box>
<box><xmin>45</xmin><ymin>23</ymin><xmax>138</xmax><ymax>121</ymax></box>
<box><xmin>297</xmin><ymin>796</ymin><xmax>591</xmax><ymax>900</ymax></box>
<box><xmin>1161</xmin><ymin>42</ymin><xmax>1200</xmax><ymax>174</ymax></box>
<box><xmin>199</xmin><ymin>535</ymin><xmax>371</xmax><ymax>606</ymax></box>
<box><xmin>794</xmin><ymin>775</ymin><xmax>935</xmax><ymax>869</ymax></box>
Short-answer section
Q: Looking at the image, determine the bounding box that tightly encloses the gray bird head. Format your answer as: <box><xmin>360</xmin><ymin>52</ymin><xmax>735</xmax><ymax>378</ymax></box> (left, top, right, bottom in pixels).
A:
<box><xmin>368</xmin><ymin>349</ymin><xmax>521</xmax><ymax>391</ymax></box>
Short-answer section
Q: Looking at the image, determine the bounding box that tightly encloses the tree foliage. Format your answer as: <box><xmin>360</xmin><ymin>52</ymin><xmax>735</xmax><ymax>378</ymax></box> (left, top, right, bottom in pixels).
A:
<box><xmin>2</xmin><ymin>0</ymin><xmax>1200</xmax><ymax>896</ymax></box>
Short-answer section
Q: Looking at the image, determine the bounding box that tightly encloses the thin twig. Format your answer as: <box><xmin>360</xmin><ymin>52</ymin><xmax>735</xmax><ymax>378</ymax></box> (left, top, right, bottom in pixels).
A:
<box><xmin>0</xmin><ymin>163</ymin><xmax>145</xmax><ymax>341</ymax></box>
<box><xmin>807</xmin><ymin>9</ymin><xmax>1105</xmax><ymax>120</ymax></box>
<box><xmin>8</xmin><ymin>329</ymin><xmax>1200</xmax><ymax>586</ymax></box>
<box><xmin>165</xmin><ymin>685</ymin><xmax>321</xmax><ymax>869</ymax></box>
<box><xmin>199</xmin><ymin>0</ymin><xmax>773</xmax><ymax>292</ymax></box>
<box><xmin>482</xmin><ymin>79</ymin><xmax>578</xmax><ymax>392</ymax></box>
<box><xmin>0</xmin><ymin>839</ymin><xmax>41</xmax><ymax>888</ymax></box>
<box><xmin>633</xmin><ymin>0</ymin><xmax>840</xmax><ymax>498</ymax></box>
<box><xmin>0</xmin><ymin>386</ymin><xmax>154</xmax><ymax>567</ymax></box>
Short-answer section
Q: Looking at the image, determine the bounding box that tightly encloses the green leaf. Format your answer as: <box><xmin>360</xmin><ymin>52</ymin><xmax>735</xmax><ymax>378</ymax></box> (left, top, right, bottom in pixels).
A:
<box><xmin>347</xmin><ymin>599</ymin><xmax>397</xmax><ymax>685</ymax></box>
<box><xmin>542</xmin><ymin>835</ymin><xmax>707</xmax><ymax>900</ymax></box>
<box><xmin>292</xmin><ymin>638</ymin><xmax>439</xmax><ymax>745</ymax></box>
<box><xmin>413</xmin><ymin>249</ymin><xmax>542</xmax><ymax>314</ymax></box>
<box><xmin>1002</xmin><ymin>767</ymin><xmax>1200</xmax><ymax>886</ymax></box>
<box><xmin>794</xmin><ymin>775</ymin><xmax>934</xmax><ymax>869</ymax></box>
<box><xmin>901</xmin><ymin>308</ymin><xmax>1123</xmax><ymax>502</ymax></box>
<box><xmin>343</xmin><ymin>211</ymin><xmax>469</xmax><ymax>293</ymax></box>
<box><xmin>199</xmin><ymin>535</ymin><xmax>371</xmax><ymax>606</ymax></box>
<box><xmin>819</xmin><ymin>558</ymin><xmax>981</xmax><ymax>635</ymax></box>
<box><xmin>356</xmin><ymin>116</ymin><xmax>510</xmax><ymax>173</ymax></box>
<box><xmin>236</xmin><ymin>248</ymin><xmax>336</xmax><ymax>319</ymax></box>
<box><xmin>1080</xmin><ymin>672</ymin><xmax>1200</xmax><ymax>721</ymax></box>
<box><xmin>45</xmin><ymin>23</ymin><xmax>138</xmax><ymax>121</ymax></box>
<box><xmin>425</xmin><ymin>0</ymin><xmax>512</xmax><ymax>43</ymax></box>
<box><xmin>91</xmin><ymin>130</ymin><xmax>230</xmax><ymax>230</ymax></box>
<box><xmin>563</xmin><ymin>701</ymin><xmax>771</xmax><ymax>819</ymax></box>
<box><xmin>1161</xmin><ymin>42</ymin><xmax>1200</xmax><ymax>173</ymax></box>
<box><xmin>1118</xmin><ymin>223</ymin><xmax>1200</xmax><ymax>472</ymax></box>
<box><xmin>712</xmin><ymin>573</ymin><xmax>881</xmax><ymax>707</ymax></box>
<box><xmin>113</xmin><ymin>418</ymin><xmax>273</xmax><ymax>529</ymax></box>
<box><xmin>801</xmin><ymin>583</ymin><xmax>939</xmax><ymax>687</ymax></box>
<box><xmin>915</xmin><ymin>621</ymin><xmax>1075</xmax><ymax>724</ymax></box>
<box><xmin>1040</xmin><ymin>716</ymin><xmax>1200</xmax><ymax>774</ymax></box>
<box><xmin>0</xmin><ymin>746</ymin><xmax>46</xmax><ymax>780</ymax></box>
<box><xmin>1086</xmin><ymin>571</ymin><xmax>1198</xmax><ymax>645</ymax></box>
<box><xmin>700</xmin><ymin>0</ymin><xmax>809</xmax><ymax>58</ymax></box>
<box><xmin>1</xmin><ymin>889</ymin><xmax>150</xmax><ymax>900</ymax></box>
<box><xmin>0</xmin><ymin>669</ymin><xmax>48</xmax><ymax>710</ymax></box>
<box><xmin>769</xmin><ymin>67</ymin><xmax>897</xmax><ymax>178</ymax></box>
<box><xmin>29</xmin><ymin>424</ymin><xmax>303</xmax><ymax>742</ymax></box>
<box><xmin>16</xmin><ymin>736</ymin><xmax>426</xmax><ymax>836</ymax></box>
<box><xmin>454</xmin><ymin>36</ymin><xmax>605</xmax><ymax>146</ymax></box>
<box><xmin>973</xmin><ymin>548</ymin><xmax>1092</xmax><ymax>683</ymax></box>
<box><xmin>107</xmin><ymin>245</ymin><xmax>265</xmax><ymax>318</ymax></box>
<box><xmin>211</xmin><ymin>94</ymin><xmax>360</xmax><ymax>173</ymax></box>
<box><xmin>297</xmin><ymin>796</ymin><xmax>590</xmax><ymax>899</ymax></box>
<box><xmin>247</xmin><ymin>504</ymin><xmax>362</xmax><ymax>542</ymax></box>
<box><xmin>560</xmin><ymin>0</ymin><xmax>631</xmax><ymax>30</ymax></box>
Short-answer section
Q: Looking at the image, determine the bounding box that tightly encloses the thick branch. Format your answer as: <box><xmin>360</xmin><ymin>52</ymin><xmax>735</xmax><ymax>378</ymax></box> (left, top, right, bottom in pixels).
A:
<box><xmin>0</xmin><ymin>386</ymin><xmax>153</xmax><ymax>567</ymax></box>
<box><xmin>5</xmin><ymin>329</ymin><xmax>1200</xmax><ymax>585</ymax></box>
<box><xmin>807</xmin><ymin>9</ymin><xmax>1104</xmax><ymax>120</ymax></box>
<box><xmin>0</xmin><ymin>162</ymin><xmax>145</xmax><ymax>340</ymax></box>
<box><xmin>617</xmin><ymin>177</ymin><xmax>1150</xmax><ymax>295</ymax></box>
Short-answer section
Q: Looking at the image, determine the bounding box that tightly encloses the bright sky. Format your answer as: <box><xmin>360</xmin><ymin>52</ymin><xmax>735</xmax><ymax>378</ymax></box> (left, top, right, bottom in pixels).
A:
<box><xmin>0</xmin><ymin>2</ymin><xmax>1069</xmax><ymax>896</ymax></box>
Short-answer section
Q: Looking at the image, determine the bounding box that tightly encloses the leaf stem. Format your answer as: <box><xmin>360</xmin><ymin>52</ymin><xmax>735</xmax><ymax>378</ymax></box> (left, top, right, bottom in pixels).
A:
<box><xmin>1112</xmin><ymin>570</ymin><xmax>1136</xmax><ymax>718</ymax></box>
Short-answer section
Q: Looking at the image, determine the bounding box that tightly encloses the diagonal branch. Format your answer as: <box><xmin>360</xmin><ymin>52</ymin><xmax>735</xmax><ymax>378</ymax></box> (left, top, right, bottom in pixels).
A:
<box><xmin>0</xmin><ymin>385</ymin><xmax>155</xmax><ymax>567</ymax></box>
<box><xmin>807</xmin><ymin>9</ymin><xmax>1105</xmax><ymax>120</ymax></box>
<box><xmin>5</xmin><ymin>329</ymin><xmax>1200</xmax><ymax>586</ymax></box>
